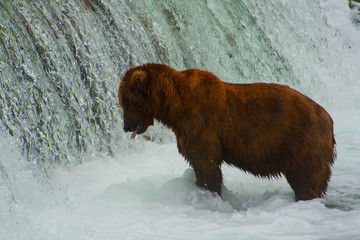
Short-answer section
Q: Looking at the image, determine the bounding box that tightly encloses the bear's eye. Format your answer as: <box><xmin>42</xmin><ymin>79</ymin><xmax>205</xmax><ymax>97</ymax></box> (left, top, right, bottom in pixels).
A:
<box><xmin>121</xmin><ymin>97</ymin><xmax>131</xmax><ymax>111</ymax></box>
<box><xmin>124</xmin><ymin>103</ymin><xmax>131</xmax><ymax>111</ymax></box>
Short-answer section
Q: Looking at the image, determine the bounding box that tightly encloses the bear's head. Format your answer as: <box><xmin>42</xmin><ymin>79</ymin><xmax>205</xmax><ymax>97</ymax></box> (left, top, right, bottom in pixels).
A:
<box><xmin>118</xmin><ymin>66</ymin><xmax>158</xmax><ymax>139</ymax></box>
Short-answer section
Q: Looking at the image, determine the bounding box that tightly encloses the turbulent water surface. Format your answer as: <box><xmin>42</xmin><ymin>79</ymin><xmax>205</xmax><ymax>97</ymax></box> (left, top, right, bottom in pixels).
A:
<box><xmin>1</xmin><ymin>0</ymin><xmax>360</xmax><ymax>239</ymax></box>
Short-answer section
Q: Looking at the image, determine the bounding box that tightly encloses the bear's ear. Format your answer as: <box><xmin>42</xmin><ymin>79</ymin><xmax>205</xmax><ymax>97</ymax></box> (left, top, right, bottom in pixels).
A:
<box><xmin>131</xmin><ymin>70</ymin><xmax>147</xmax><ymax>84</ymax></box>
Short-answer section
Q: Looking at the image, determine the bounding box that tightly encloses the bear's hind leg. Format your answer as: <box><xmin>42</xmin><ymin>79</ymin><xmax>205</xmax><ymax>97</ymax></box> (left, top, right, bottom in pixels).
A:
<box><xmin>285</xmin><ymin>157</ymin><xmax>332</xmax><ymax>201</ymax></box>
<box><xmin>286</xmin><ymin>175</ymin><xmax>321</xmax><ymax>201</ymax></box>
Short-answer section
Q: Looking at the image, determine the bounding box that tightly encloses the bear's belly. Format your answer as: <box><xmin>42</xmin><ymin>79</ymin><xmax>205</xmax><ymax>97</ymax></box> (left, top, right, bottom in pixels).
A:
<box><xmin>223</xmin><ymin>150</ymin><xmax>283</xmax><ymax>178</ymax></box>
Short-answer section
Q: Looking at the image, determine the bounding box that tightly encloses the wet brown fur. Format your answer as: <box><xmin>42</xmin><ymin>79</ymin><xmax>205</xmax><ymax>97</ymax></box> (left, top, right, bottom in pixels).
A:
<box><xmin>118</xmin><ymin>63</ymin><xmax>336</xmax><ymax>201</ymax></box>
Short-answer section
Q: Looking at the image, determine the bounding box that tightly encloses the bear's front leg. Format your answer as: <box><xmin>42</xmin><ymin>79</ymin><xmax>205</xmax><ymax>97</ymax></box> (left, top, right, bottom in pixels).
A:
<box><xmin>176</xmin><ymin>133</ymin><xmax>223</xmax><ymax>196</ymax></box>
<box><xmin>192</xmin><ymin>160</ymin><xmax>223</xmax><ymax>197</ymax></box>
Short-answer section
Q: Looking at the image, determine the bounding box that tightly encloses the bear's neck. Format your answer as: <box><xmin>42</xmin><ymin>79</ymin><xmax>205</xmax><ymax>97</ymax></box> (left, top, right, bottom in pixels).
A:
<box><xmin>153</xmin><ymin>77</ymin><xmax>186</xmax><ymax>133</ymax></box>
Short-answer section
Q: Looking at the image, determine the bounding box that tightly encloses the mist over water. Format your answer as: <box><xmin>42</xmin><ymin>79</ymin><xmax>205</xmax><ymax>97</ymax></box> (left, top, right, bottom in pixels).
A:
<box><xmin>1</xmin><ymin>0</ymin><xmax>360</xmax><ymax>239</ymax></box>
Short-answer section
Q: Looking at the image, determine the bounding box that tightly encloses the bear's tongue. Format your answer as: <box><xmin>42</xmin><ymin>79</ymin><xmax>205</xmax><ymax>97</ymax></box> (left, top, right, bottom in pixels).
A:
<box><xmin>130</xmin><ymin>126</ymin><xmax>140</xmax><ymax>139</ymax></box>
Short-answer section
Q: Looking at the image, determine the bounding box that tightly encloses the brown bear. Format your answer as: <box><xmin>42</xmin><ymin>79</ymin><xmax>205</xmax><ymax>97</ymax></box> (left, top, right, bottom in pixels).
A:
<box><xmin>118</xmin><ymin>63</ymin><xmax>336</xmax><ymax>201</ymax></box>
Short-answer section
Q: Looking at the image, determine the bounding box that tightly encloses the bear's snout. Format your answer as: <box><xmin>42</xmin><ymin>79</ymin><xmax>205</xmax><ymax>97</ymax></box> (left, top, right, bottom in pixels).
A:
<box><xmin>123</xmin><ymin>120</ymin><xmax>141</xmax><ymax>133</ymax></box>
<box><xmin>123</xmin><ymin>112</ymin><xmax>140</xmax><ymax>132</ymax></box>
<box><xmin>124</xmin><ymin>123</ymin><xmax>136</xmax><ymax>132</ymax></box>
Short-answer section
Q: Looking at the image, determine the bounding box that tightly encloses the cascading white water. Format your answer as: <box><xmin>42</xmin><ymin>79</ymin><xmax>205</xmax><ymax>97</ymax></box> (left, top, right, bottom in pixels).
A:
<box><xmin>1</xmin><ymin>0</ymin><xmax>359</xmax><ymax>239</ymax></box>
